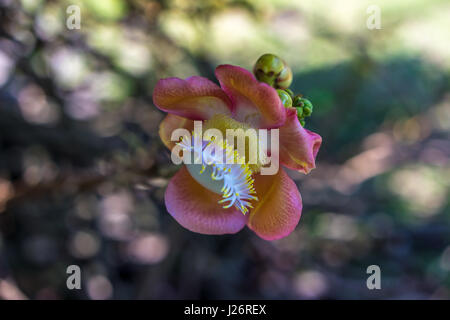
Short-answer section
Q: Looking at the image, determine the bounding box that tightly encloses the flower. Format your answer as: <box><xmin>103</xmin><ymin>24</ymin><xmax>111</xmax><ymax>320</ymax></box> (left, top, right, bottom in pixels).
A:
<box><xmin>153</xmin><ymin>63</ymin><xmax>321</xmax><ymax>240</ymax></box>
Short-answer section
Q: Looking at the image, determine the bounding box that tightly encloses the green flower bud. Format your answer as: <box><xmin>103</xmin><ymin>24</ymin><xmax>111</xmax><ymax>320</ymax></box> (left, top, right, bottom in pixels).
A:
<box><xmin>254</xmin><ymin>54</ymin><xmax>292</xmax><ymax>89</ymax></box>
<box><xmin>300</xmin><ymin>119</ymin><xmax>305</xmax><ymax>127</ymax></box>
<box><xmin>254</xmin><ymin>54</ymin><xmax>284</xmax><ymax>86</ymax></box>
<box><xmin>301</xmin><ymin>98</ymin><xmax>313</xmax><ymax>112</ymax></box>
<box><xmin>275</xmin><ymin>65</ymin><xmax>293</xmax><ymax>89</ymax></box>
<box><xmin>253</xmin><ymin>72</ymin><xmax>275</xmax><ymax>86</ymax></box>
<box><xmin>276</xmin><ymin>89</ymin><xmax>292</xmax><ymax>108</ymax></box>
<box><xmin>285</xmin><ymin>88</ymin><xmax>294</xmax><ymax>98</ymax></box>
<box><xmin>292</xmin><ymin>95</ymin><xmax>304</xmax><ymax>107</ymax></box>
<box><xmin>292</xmin><ymin>96</ymin><xmax>313</xmax><ymax>117</ymax></box>
<box><xmin>302</xmin><ymin>99</ymin><xmax>313</xmax><ymax>117</ymax></box>
<box><xmin>303</xmin><ymin>106</ymin><xmax>312</xmax><ymax>117</ymax></box>
<box><xmin>296</xmin><ymin>106</ymin><xmax>303</xmax><ymax>117</ymax></box>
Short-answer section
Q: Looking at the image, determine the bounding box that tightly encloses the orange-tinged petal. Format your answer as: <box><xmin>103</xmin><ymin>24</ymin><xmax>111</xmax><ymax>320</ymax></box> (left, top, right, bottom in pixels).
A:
<box><xmin>159</xmin><ymin>114</ymin><xmax>194</xmax><ymax>150</ymax></box>
<box><xmin>215</xmin><ymin>65</ymin><xmax>286</xmax><ymax>128</ymax></box>
<box><xmin>279</xmin><ymin>108</ymin><xmax>322</xmax><ymax>174</ymax></box>
<box><xmin>165</xmin><ymin>166</ymin><xmax>248</xmax><ymax>235</ymax></box>
<box><xmin>153</xmin><ymin>76</ymin><xmax>232</xmax><ymax>120</ymax></box>
<box><xmin>248</xmin><ymin>168</ymin><xmax>302</xmax><ymax>240</ymax></box>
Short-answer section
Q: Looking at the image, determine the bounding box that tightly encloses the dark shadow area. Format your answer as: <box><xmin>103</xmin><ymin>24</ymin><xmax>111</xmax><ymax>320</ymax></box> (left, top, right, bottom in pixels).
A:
<box><xmin>0</xmin><ymin>0</ymin><xmax>449</xmax><ymax>300</ymax></box>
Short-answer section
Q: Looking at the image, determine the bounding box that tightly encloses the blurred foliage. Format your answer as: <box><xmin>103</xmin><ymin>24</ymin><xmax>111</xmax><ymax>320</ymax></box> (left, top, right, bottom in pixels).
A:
<box><xmin>0</xmin><ymin>0</ymin><xmax>449</xmax><ymax>299</ymax></box>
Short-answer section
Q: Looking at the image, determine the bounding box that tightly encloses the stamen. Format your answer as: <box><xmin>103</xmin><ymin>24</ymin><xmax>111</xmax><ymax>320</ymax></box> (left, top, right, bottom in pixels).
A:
<box><xmin>177</xmin><ymin>133</ymin><xmax>258</xmax><ymax>215</ymax></box>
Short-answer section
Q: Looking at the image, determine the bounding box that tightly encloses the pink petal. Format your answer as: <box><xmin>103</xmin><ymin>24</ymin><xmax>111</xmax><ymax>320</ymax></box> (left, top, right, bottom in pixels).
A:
<box><xmin>248</xmin><ymin>168</ymin><xmax>302</xmax><ymax>240</ymax></box>
<box><xmin>165</xmin><ymin>166</ymin><xmax>248</xmax><ymax>235</ymax></box>
<box><xmin>159</xmin><ymin>114</ymin><xmax>194</xmax><ymax>150</ymax></box>
<box><xmin>279</xmin><ymin>108</ymin><xmax>322</xmax><ymax>174</ymax></box>
<box><xmin>153</xmin><ymin>76</ymin><xmax>233</xmax><ymax>120</ymax></box>
<box><xmin>215</xmin><ymin>65</ymin><xmax>286</xmax><ymax>128</ymax></box>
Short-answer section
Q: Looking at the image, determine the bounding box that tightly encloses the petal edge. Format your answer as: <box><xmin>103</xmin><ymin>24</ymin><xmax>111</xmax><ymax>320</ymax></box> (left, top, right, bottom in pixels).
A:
<box><xmin>248</xmin><ymin>168</ymin><xmax>302</xmax><ymax>240</ymax></box>
<box><xmin>153</xmin><ymin>76</ymin><xmax>232</xmax><ymax>120</ymax></box>
<box><xmin>279</xmin><ymin>108</ymin><xmax>322</xmax><ymax>174</ymax></box>
<box><xmin>165</xmin><ymin>166</ymin><xmax>248</xmax><ymax>235</ymax></box>
<box><xmin>215</xmin><ymin>65</ymin><xmax>286</xmax><ymax>128</ymax></box>
<box><xmin>159</xmin><ymin>114</ymin><xmax>194</xmax><ymax>150</ymax></box>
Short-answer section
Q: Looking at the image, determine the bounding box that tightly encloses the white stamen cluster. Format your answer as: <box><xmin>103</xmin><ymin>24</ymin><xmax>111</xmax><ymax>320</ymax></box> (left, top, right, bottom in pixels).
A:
<box><xmin>177</xmin><ymin>134</ymin><xmax>258</xmax><ymax>215</ymax></box>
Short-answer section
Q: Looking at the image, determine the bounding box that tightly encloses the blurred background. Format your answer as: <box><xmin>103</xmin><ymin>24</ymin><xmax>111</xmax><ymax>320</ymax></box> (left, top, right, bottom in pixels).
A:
<box><xmin>0</xmin><ymin>0</ymin><xmax>449</xmax><ymax>300</ymax></box>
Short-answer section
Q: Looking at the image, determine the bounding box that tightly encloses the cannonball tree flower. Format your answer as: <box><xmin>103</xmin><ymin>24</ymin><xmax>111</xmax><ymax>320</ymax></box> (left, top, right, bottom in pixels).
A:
<box><xmin>153</xmin><ymin>55</ymin><xmax>321</xmax><ymax>240</ymax></box>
